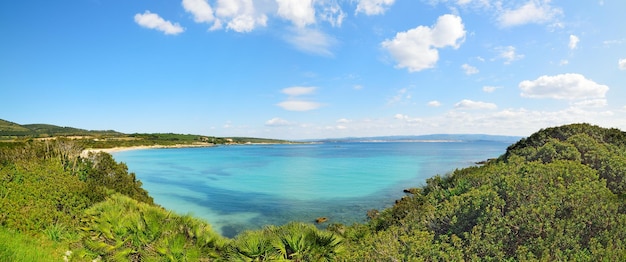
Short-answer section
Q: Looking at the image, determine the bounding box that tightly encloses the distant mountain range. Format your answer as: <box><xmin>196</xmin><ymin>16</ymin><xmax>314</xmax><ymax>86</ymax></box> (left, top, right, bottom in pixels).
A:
<box><xmin>308</xmin><ymin>134</ymin><xmax>523</xmax><ymax>143</ymax></box>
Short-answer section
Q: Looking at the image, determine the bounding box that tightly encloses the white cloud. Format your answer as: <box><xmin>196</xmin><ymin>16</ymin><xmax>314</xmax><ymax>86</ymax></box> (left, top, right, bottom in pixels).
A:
<box><xmin>461</xmin><ymin>63</ymin><xmax>479</xmax><ymax>75</ymax></box>
<box><xmin>619</xmin><ymin>58</ymin><xmax>626</xmax><ymax>70</ymax></box>
<box><xmin>356</xmin><ymin>0</ymin><xmax>395</xmax><ymax>15</ymax></box>
<box><xmin>276</xmin><ymin>0</ymin><xmax>316</xmax><ymax>28</ymax></box>
<box><xmin>182</xmin><ymin>0</ymin><xmax>216</xmax><ymax>24</ymax></box>
<box><xmin>183</xmin><ymin>0</ymin><xmax>269</xmax><ymax>32</ymax></box>
<box><xmin>388</xmin><ymin>88</ymin><xmax>411</xmax><ymax>105</ymax></box>
<box><xmin>603</xmin><ymin>39</ymin><xmax>625</xmax><ymax>46</ymax></box>
<box><xmin>454</xmin><ymin>99</ymin><xmax>497</xmax><ymax>110</ymax></box>
<box><xmin>483</xmin><ymin>86</ymin><xmax>501</xmax><ymax>93</ymax></box>
<box><xmin>278</xmin><ymin>86</ymin><xmax>321</xmax><ymax>111</ymax></box>
<box><xmin>572</xmin><ymin>99</ymin><xmax>607</xmax><ymax>108</ymax></box>
<box><xmin>496</xmin><ymin>46</ymin><xmax>524</xmax><ymax>64</ymax></box>
<box><xmin>519</xmin><ymin>73</ymin><xmax>609</xmax><ymax>100</ymax></box>
<box><xmin>559</xmin><ymin>59</ymin><xmax>569</xmax><ymax>66</ymax></box>
<box><xmin>134</xmin><ymin>11</ymin><xmax>185</xmax><ymax>35</ymax></box>
<box><xmin>319</xmin><ymin>0</ymin><xmax>346</xmax><ymax>27</ymax></box>
<box><xmin>394</xmin><ymin>114</ymin><xmax>422</xmax><ymax>123</ymax></box>
<box><xmin>285</xmin><ymin>27</ymin><xmax>337</xmax><ymax>56</ymax></box>
<box><xmin>381</xmin><ymin>14</ymin><xmax>466</xmax><ymax>72</ymax></box>
<box><xmin>439</xmin><ymin>106</ymin><xmax>618</xmax><ymax>136</ymax></box>
<box><xmin>214</xmin><ymin>0</ymin><xmax>268</xmax><ymax>33</ymax></box>
<box><xmin>428</xmin><ymin>100</ymin><xmax>442</xmax><ymax>107</ymax></box>
<box><xmin>265</xmin><ymin>117</ymin><xmax>295</xmax><ymax>126</ymax></box>
<box><xmin>498</xmin><ymin>0</ymin><xmax>562</xmax><ymax>27</ymax></box>
<box><xmin>336</xmin><ymin>118</ymin><xmax>352</xmax><ymax>123</ymax></box>
<box><xmin>277</xmin><ymin>100</ymin><xmax>322</xmax><ymax>111</ymax></box>
<box><xmin>281</xmin><ymin>86</ymin><xmax>317</xmax><ymax>96</ymax></box>
<box><xmin>569</xmin><ymin>35</ymin><xmax>579</xmax><ymax>50</ymax></box>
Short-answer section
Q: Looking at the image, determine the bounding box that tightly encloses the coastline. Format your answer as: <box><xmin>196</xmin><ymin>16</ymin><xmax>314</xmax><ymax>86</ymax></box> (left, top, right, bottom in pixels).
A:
<box><xmin>80</xmin><ymin>143</ymin><xmax>215</xmax><ymax>157</ymax></box>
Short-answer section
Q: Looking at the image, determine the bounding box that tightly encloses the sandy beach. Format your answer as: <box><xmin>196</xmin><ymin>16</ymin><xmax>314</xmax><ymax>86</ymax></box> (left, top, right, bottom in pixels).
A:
<box><xmin>80</xmin><ymin>143</ymin><xmax>215</xmax><ymax>158</ymax></box>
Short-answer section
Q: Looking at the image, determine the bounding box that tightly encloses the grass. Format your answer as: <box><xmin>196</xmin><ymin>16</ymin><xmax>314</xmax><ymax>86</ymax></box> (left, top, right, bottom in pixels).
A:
<box><xmin>0</xmin><ymin>227</ymin><xmax>68</xmax><ymax>262</ymax></box>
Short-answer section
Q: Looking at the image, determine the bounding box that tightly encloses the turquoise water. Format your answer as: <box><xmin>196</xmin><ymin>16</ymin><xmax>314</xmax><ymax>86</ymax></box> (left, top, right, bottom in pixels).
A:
<box><xmin>113</xmin><ymin>141</ymin><xmax>510</xmax><ymax>237</ymax></box>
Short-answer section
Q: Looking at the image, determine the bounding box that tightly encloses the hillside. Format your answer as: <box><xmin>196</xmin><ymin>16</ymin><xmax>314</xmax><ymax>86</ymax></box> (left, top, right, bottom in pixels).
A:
<box><xmin>0</xmin><ymin>119</ymin><xmax>121</xmax><ymax>138</ymax></box>
<box><xmin>0</xmin><ymin>119</ymin><xmax>30</xmax><ymax>132</ymax></box>
<box><xmin>342</xmin><ymin>123</ymin><xmax>626</xmax><ymax>260</ymax></box>
<box><xmin>1</xmin><ymin>123</ymin><xmax>625</xmax><ymax>261</ymax></box>
<box><xmin>0</xmin><ymin>119</ymin><xmax>293</xmax><ymax>146</ymax></box>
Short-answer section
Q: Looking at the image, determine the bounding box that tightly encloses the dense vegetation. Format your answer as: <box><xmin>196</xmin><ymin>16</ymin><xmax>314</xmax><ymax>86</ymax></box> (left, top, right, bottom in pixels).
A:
<box><xmin>340</xmin><ymin>123</ymin><xmax>626</xmax><ymax>260</ymax></box>
<box><xmin>1</xmin><ymin>123</ymin><xmax>625</xmax><ymax>261</ymax></box>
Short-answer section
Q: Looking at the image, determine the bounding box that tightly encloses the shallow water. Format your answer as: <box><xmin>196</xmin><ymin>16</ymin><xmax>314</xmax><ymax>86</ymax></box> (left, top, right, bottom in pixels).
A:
<box><xmin>113</xmin><ymin>141</ymin><xmax>509</xmax><ymax>237</ymax></box>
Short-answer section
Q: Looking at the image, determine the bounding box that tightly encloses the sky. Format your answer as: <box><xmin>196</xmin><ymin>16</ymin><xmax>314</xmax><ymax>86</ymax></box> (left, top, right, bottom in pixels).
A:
<box><xmin>1</xmin><ymin>0</ymin><xmax>625</xmax><ymax>140</ymax></box>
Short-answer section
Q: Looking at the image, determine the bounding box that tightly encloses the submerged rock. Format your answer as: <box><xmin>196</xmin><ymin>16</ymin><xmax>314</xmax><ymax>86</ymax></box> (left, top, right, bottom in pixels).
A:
<box><xmin>403</xmin><ymin>188</ymin><xmax>420</xmax><ymax>194</ymax></box>
<box><xmin>315</xmin><ymin>217</ymin><xmax>329</xmax><ymax>224</ymax></box>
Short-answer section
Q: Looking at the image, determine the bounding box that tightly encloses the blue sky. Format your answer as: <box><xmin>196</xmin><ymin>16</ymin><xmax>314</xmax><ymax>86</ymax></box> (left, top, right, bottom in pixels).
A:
<box><xmin>1</xmin><ymin>0</ymin><xmax>625</xmax><ymax>139</ymax></box>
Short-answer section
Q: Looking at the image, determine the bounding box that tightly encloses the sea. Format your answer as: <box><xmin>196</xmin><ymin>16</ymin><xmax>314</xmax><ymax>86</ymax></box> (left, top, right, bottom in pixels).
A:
<box><xmin>112</xmin><ymin>140</ymin><xmax>512</xmax><ymax>237</ymax></box>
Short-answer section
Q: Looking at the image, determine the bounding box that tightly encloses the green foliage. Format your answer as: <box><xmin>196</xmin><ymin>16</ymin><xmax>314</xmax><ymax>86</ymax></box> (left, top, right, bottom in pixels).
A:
<box><xmin>227</xmin><ymin>222</ymin><xmax>344</xmax><ymax>261</ymax></box>
<box><xmin>340</xmin><ymin>123</ymin><xmax>626</xmax><ymax>261</ymax></box>
<box><xmin>0</xmin><ymin>140</ymin><xmax>154</xmax><ymax>235</ymax></box>
<box><xmin>80</xmin><ymin>152</ymin><xmax>153</xmax><ymax>204</ymax></box>
<box><xmin>78</xmin><ymin>194</ymin><xmax>226</xmax><ymax>261</ymax></box>
<box><xmin>0</xmin><ymin>158</ymin><xmax>91</xmax><ymax>233</ymax></box>
<box><xmin>2</xmin><ymin>122</ymin><xmax>626</xmax><ymax>261</ymax></box>
<box><xmin>0</xmin><ymin>226</ymin><xmax>68</xmax><ymax>262</ymax></box>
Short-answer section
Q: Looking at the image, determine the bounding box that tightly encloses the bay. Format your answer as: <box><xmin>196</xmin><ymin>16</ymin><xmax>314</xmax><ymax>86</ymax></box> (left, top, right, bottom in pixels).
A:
<box><xmin>112</xmin><ymin>141</ymin><xmax>510</xmax><ymax>237</ymax></box>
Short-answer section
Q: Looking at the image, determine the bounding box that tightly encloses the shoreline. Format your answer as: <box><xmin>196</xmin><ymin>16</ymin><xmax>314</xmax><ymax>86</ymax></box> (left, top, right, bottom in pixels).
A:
<box><xmin>80</xmin><ymin>143</ymin><xmax>216</xmax><ymax>157</ymax></box>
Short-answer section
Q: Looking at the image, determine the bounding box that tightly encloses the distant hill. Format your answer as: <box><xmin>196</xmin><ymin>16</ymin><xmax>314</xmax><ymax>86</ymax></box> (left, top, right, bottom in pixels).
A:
<box><xmin>0</xmin><ymin>119</ymin><xmax>294</xmax><ymax>145</ymax></box>
<box><xmin>0</xmin><ymin>119</ymin><xmax>122</xmax><ymax>138</ymax></box>
<box><xmin>310</xmin><ymin>134</ymin><xmax>523</xmax><ymax>143</ymax></box>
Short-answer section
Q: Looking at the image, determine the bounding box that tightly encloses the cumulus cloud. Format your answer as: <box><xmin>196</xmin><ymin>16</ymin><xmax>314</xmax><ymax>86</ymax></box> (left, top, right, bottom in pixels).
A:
<box><xmin>498</xmin><ymin>0</ymin><xmax>562</xmax><ymax>27</ymax></box>
<box><xmin>619</xmin><ymin>58</ymin><xmax>626</xmax><ymax>70</ymax></box>
<box><xmin>276</xmin><ymin>0</ymin><xmax>316</xmax><ymax>28</ymax></box>
<box><xmin>461</xmin><ymin>63</ymin><xmax>479</xmax><ymax>75</ymax></box>
<box><xmin>569</xmin><ymin>34</ymin><xmax>579</xmax><ymax>50</ymax></box>
<box><xmin>356</xmin><ymin>0</ymin><xmax>395</xmax><ymax>15</ymax></box>
<box><xmin>179</xmin><ymin>0</ymin><xmax>342</xmax><ymax>54</ymax></box>
<box><xmin>134</xmin><ymin>11</ymin><xmax>185</xmax><ymax>35</ymax></box>
<box><xmin>213</xmin><ymin>0</ymin><xmax>268</xmax><ymax>32</ymax></box>
<box><xmin>265</xmin><ymin>117</ymin><xmax>295</xmax><ymax>126</ymax></box>
<box><xmin>454</xmin><ymin>99</ymin><xmax>497</xmax><ymax>110</ymax></box>
<box><xmin>182</xmin><ymin>0</ymin><xmax>269</xmax><ymax>32</ymax></box>
<box><xmin>277</xmin><ymin>100</ymin><xmax>322</xmax><ymax>111</ymax></box>
<box><xmin>182</xmin><ymin>0</ymin><xmax>216</xmax><ymax>24</ymax></box>
<box><xmin>381</xmin><ymin>14</ymin><xmax>466</xmax><ymax>72</ymax></box>
<box><xmin>496</xmin><ymin>46</ymin><xmax>524</xmax><ymax>64</ymax></box>
<box><xmin>428</xmin><ymin>100</ymin><xmax>442</xmax><ymax>107</ymax></box>
<box><xmin>519</xmin><ymin>73</ymin><xmax>609</xmax><ymax>100</ymax></box>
